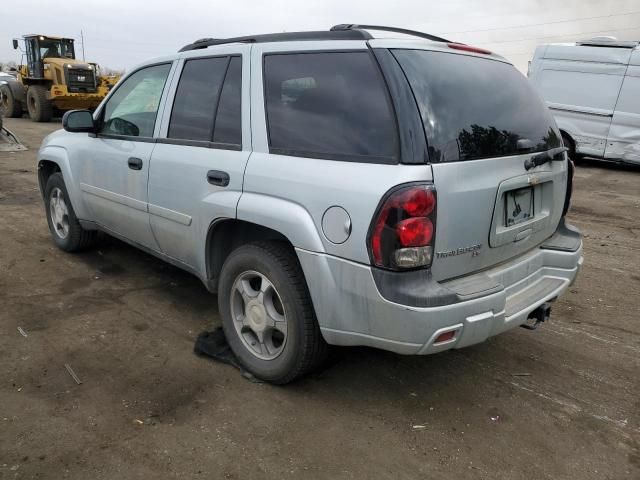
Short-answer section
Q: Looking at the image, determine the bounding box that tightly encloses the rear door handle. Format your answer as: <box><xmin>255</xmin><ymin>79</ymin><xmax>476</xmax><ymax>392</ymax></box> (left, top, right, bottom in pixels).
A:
<box><xmin>207</xmin><ymin>170</ymin><xmax>230</xmax><ymax>187</ymax></box>
<box><xmin>128</xmin><ymin>157</ymin><xmax>143</xmax><ymax>170</ymax></box>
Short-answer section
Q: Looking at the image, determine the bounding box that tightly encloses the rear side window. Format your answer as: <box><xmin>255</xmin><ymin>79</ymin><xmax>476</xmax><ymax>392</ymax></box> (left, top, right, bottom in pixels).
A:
<box><xmin>392</xmin><ymin>50</ymin><xmax>561</xmax><ymax>162</ymax></box>
<box><xmin>168</xmin><ymin>56</ymin><xmax>242</xmax><ymax>146</ymax></box>
<box><xmin>264</xmin><ymin>52</ymin><xmax>398</xmax><ymax>163</ymax></box>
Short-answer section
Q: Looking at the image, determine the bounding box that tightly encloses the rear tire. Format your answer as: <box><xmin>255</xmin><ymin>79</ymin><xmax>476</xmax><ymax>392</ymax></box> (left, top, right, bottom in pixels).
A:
<box><xmin>44</xmin><ymin>172</ymin><xmax>96</xmax><ymax>252</ymax></box>
<box><xmin>26</xmin><ymin>85</ymin><xmax>53</xmax><ymax>122</ymax></box>
<box><xmin>0</xmin><ymin>84</ymin><xmax>22</xmax><ymax>118</ymax></box>
<box><xmin>218</xmin><ymin>241</ymin><xmax>328</xmax><ymax>384</ymax></box>
<box><xmin>561</xmin><ymin>132</ymin><xmax>581</xmax><ymax>165</ymax></box>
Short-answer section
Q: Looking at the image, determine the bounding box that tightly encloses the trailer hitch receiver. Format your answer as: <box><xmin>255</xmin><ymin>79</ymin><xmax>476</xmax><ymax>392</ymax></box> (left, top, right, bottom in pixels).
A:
<box><xmin>520</xmin><ymin>302</ymin><xmax>552</xmax><ymax>330</ymax></box>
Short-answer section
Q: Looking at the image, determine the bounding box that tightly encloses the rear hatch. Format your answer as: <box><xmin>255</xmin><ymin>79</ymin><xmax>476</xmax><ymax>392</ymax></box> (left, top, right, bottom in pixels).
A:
<box><xmin>392</xmin><ymin>48</ymin><xmax>567</xmax><ymax>281</ymax></box>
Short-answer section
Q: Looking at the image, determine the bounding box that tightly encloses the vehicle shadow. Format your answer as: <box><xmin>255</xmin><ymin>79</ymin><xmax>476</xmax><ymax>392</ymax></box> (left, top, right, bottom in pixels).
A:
<box><xmin>578</xmin><ymin>157</ymin><xmax>640</xmax><ymax>172</ymax></box>
<box><xmin>72</xmin><ymin>233</ymin><xmax>518</xmax><ymax>397</ymax></box>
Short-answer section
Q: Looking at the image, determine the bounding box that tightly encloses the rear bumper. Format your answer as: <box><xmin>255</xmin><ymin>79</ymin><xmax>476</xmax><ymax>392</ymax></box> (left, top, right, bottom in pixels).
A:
<box><xmin>297</xmin><ymin>224</ymin><xmax>583</xmax><ymax>355</ymax></box>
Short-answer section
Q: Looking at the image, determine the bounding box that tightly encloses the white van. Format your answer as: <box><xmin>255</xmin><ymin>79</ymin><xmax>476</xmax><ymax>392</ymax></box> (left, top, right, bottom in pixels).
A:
<box><xmin>528</xmin><ymin>38</ymin><xmax>640</xmax><ymax>165</ymax></box>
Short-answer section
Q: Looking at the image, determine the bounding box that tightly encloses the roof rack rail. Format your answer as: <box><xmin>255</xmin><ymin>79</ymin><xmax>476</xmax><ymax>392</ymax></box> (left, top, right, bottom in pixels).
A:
<box><xmin>179</xmin><ymin>29</ymin><xmax>372</xmax><ymax>52</ymax></box>
<box><xmin>330</xmin><ymin>24</ymin><xmax>451</xmax><ymax>43</ymax></box>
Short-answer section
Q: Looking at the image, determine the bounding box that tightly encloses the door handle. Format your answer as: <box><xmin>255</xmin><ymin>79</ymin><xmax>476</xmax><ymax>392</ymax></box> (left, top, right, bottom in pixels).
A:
<box><xmin>207</xmin><ymin>170</ymin><xmax>230</xmax><ymax>187</ymax></box>
<box><xmin>128</xmin><ymin>157</ymin><xmax>143</xmax><ymax>170</ymax></box>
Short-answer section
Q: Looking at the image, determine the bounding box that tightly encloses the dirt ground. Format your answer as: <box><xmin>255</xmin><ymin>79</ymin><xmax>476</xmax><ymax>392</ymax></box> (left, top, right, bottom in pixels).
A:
<box><xmin>0</xmin><ymin>116</ymin><xmax>638</xmax><ymax>480</ymax></box>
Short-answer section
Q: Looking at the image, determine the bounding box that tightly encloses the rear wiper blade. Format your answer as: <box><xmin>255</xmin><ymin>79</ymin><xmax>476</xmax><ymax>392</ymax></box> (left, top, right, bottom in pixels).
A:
<box><xmin>524</xmin><ymin>147</ymin><xmax>568</xmax><ymax>170</ymax></box>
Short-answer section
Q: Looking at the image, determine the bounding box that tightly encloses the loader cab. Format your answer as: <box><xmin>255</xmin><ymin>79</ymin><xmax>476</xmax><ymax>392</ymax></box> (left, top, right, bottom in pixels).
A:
<box><xmin>15</xmin><ymin>35</ymin><xmax>76</xmax><ymax>79</ymax></box>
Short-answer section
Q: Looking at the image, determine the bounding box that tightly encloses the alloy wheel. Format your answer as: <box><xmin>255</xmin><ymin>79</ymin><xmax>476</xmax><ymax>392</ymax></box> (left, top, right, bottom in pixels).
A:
<box><xmin>230</xmin><ymin>270</ymin><xmax>288</xmax><ymax>360</ymax></box>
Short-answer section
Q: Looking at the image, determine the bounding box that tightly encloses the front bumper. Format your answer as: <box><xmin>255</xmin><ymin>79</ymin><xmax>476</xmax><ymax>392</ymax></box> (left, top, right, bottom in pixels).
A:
<box><xmin>297</xmin><ymin>224</ymin><xmax>583</xmax><ymax>355</ymax></box>
<box><xmin>49</xmin><ymin>85</ymin><xmax>110</xmax><ymax>110</ymax></box>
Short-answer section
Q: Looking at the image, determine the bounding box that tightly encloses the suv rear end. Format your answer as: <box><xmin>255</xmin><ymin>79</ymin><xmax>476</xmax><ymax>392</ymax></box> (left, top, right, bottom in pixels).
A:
<box><xmin>244</xmin><ymin>35</ymin><xmax>582</xmax><ymax>356</ymax></box>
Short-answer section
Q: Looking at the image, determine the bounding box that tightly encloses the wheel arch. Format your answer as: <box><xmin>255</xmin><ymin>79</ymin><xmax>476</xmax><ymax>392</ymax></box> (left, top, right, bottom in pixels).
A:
<box><xmin>205</xmin><ymin>219</ymin><xmax>293</xmax><ymax>291</ymax></box>
<box><xmin>37</xmin><ymin>147</ymin><xmax>89</xmax><ymax>219</ymax></box>
<box><xmin>204</xmin><ymin>193</ymin><xmax>327</xmax><ymax>289</ymax></box>
<box><xmin>559</xmin><ymin>129</ymin><xmax>583</xmax><ymax>161</ymax></box>
<box><xmin>37</xmin><ymin>159</ymin><xmax>61</xmax><ymax>195</ymax></box>
<box><xmin>559</xmin><ymin>129</ymin><xmax>576</xmax><ymax>150</ymax></box>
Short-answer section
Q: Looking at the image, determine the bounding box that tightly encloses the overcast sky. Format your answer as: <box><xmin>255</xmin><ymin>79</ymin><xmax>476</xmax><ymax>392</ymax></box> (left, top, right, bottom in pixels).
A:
<box><xmin>2</xmin><ymin>0</ymin><xmax>640</xmax><ymax>73</ymax></box>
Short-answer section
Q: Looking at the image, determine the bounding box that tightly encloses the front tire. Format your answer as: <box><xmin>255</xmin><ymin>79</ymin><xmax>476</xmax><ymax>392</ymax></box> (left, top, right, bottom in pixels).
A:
<box><xmin>44</xmin><ymin>173</ymin><xmax>96</xmax><ymax>252</ymax></box>
<box><xmin>218</xmin><ymin>241</ymin><xmax>328</xmax><ymax>384</ymax></box>
<box><xmin>26</xmin><ymin>85</ymin><xmax>53</xmax><ymax>122</ymax></box>
<box><xmin>0</xmin><ymin>84</ymin><xmax>22</xmax><ymax>118</ymax></box>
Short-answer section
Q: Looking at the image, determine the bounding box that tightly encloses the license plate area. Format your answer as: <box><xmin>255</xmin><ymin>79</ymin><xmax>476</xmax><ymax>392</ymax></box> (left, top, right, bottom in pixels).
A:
<box><xmin>489</xmin><ymin>172</ymin><xmax>556</xmax><ymax>248</ymax></box>
<box><xmin>504</xmin><ymin>187</ymin><xmax>533</xmax><ymax>226</ymax></box>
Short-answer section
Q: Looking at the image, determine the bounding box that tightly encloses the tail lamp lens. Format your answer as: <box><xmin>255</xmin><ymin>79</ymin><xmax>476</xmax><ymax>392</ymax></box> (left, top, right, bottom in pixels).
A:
<box><xmin>397</xmin><ymin>187</ymin><xmax>435</xmax><ymax>217</ymax></box>
<box><xmin>369</xmin><ymin>184</ymin><xmax>436</xmax><ymax>270</ymax></box>
<box><xmin>396</xmin><ymin>217</ymin><xmax>434</xmax><ymax>247</ymax></box>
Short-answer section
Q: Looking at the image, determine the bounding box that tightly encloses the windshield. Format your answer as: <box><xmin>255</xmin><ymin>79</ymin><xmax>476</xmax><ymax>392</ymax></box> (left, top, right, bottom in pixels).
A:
<box><xmin>392</xmin><ymin>49</ymin><xmax>561</xmax><ymax>162</ymax></box>
<box><xmin>39</xmin><ymin>39</ymin><xmax>74</xmax><ymax>59</ymax></box>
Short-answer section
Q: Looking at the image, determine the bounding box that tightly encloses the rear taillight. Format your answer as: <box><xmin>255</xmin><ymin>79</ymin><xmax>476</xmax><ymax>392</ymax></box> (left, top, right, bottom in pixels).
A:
<box><xmin>562</xmin><ymin>156</ymin><xmax>575</xmax><ymax>216</ymax></box>
<box><xmin>368</xmin><ymin>184</ymin><xmax>437</xmax><ymax>270</ymax></box>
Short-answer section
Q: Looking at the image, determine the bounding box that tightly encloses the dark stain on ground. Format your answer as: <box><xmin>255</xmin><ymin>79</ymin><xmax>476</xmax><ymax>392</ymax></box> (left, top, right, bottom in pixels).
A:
<box><xmin>154</xmin><ymin>281</ymin><xmax>214</xmax><ymax>315</ymax></box>
<box><xmin>60</xmin><ymin>276</ymin><xmax>93</xmax><ymax>294</ymax></box>
<box><xmin>7</xmin><ymin>291</ymin><xmax>123</xmax><ymax>332</ymax></box>
<box><xmin>97</xmin><ymin>262</ymin><xmax>126</xmax><ymax>275</ymax></box>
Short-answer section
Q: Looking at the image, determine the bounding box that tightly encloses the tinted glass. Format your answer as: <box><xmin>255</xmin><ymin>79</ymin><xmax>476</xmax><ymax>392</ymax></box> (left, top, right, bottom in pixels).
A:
<box><xmin>264</xmin><ymin>52</ymin><xmax>398</xmax><ymax>162</ymax></box>
<box><xmin>393</xmin><ymin>50</ymin><xmax>561</xmax><ymax>162</ymax></box>
<box><xmin>168</xmin><ymin>57</ymin><xmax>228</xmax><ymax>141</ymax></box>
<box><xmin>101</xmin><ymin>63</ymin><xmax>171</xmax><ymax>137</ymax></box>
<box><xmin>213</xmin><ymin>56</ymin><xmax>242</xmax><ymax>145</ymax></box>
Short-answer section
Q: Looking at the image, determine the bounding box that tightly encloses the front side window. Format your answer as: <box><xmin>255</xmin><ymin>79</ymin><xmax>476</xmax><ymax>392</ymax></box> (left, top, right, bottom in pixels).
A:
<box><xmin>100</xmin><ymin>63</ymin><xmax>171</xmax><ymax>138</ymax></box>
<box><xmin>263</xmin><ymin>51</ymin><xmax>398</xmax><ymax>163</ymax></box>
<box><xmin>392</xmin><ymin>49</ymin><xmax>561</xmax><ymax>162</ymax></box>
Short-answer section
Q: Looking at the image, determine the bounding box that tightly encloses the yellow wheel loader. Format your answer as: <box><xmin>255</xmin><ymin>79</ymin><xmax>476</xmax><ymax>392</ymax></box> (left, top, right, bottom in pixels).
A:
<box><xmin>0</xmin><ymin>35</ymin><xmax>120</xmax><ymax>122</ymax></box>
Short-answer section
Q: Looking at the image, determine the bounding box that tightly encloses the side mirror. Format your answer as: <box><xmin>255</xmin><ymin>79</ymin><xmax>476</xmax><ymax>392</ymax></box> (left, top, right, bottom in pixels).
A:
<box><xmin>62</xmin><ymin>110</ymin><xmax>95</xmax><ymax>133</ymax></box>
<box><xmin>12</xmin><ymin>39</ymin><xmax>18</xmax><ymax>50</ymax></box>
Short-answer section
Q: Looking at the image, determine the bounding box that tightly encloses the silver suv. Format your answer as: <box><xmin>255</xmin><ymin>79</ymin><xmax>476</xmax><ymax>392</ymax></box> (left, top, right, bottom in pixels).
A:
<box><xmin>37</xmin><ymin>25</ymin><xmax>583</xmax><ymax>383</ymax></box>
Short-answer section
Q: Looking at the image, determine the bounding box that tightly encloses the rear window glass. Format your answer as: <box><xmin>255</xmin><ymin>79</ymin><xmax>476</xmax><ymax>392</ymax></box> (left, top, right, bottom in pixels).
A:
<box><xmin>264</xmin><ymin>52</ymin><xmax>398</xmax><ymax>163</ymax></box>
<box><xmin>392</xmin><ymin>50</ymin><xmax>561</xmax><ymax>162</ymax></box>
